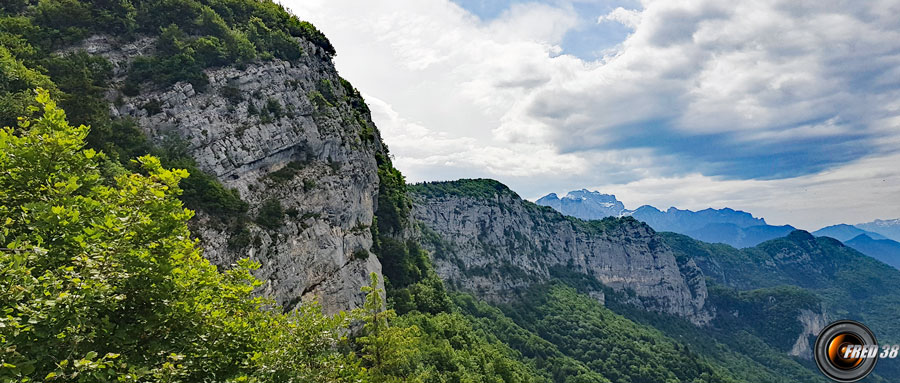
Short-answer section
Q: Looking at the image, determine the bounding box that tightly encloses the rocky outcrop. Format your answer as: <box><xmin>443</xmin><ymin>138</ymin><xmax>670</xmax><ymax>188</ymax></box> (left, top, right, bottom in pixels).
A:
<box><xmin>790</xmin><ymin>308</ymin><xmax>827</xmax><ymax>359</ymax></box>
<box><xmin>412</xmin><ymin>181</ymin><xmax>711</xmax><ymax>324</ymax></box>
<box><xmin>74</xmin><ymin>35</ymin><xmax>386</xmax><ymax>314</ymax></box>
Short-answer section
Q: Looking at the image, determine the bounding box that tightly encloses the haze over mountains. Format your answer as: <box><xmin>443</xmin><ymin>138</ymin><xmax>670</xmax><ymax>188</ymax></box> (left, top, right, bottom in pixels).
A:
<box><xmin>537</xmin><ymin>190</ymin><xmax>795</xmax><ymax>249</ymax></box>
<box><xmin>538</xmin><ymin>190</ymin><xmax>900</xmax><ymax>269</ymax></box>
<box><xmin>811</xmin><ymin>224</ymin><xmax>887</xmax><ymax>242</ymax></box>
<box><xmin>844</xmin><ymin>234</ymin><xmax>900</xmax><ymax>270</ymax></box>
<box><xmin>856</xmin><ymin>219</ymin><xmax>900</xmax><ymax>242</ymax></box>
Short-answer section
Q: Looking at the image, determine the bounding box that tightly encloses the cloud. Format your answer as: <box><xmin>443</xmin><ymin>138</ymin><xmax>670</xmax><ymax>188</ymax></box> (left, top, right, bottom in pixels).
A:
<box><xmin>365</xmin><ymin>94</ymin><xmax>586</xmax><ymax>179</ymax></box>
<box><xmin>285</xmin><ymin>0</ymin><xmax>900</xmax><ymax>227</ymax></box>
<box><xmin>598</xmin><ymin>7</ymin><xmax>642</xmax><ymax>29</ymax></box>
<box><xmin>517</xmin><ymin>0</ymin><xmax>900</xmax><ymax>179</ymax></box>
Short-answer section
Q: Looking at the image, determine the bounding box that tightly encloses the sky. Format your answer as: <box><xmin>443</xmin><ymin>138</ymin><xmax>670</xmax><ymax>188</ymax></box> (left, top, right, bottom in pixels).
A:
<box><xmin>284</xmin><ymin>0</ymin><xmax>900</xmax><ymax>230</ymax></box>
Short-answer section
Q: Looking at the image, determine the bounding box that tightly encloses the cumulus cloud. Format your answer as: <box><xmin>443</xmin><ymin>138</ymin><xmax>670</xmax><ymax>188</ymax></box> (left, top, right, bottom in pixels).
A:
<box><xmin>598</xmin><ymin>7</ymin><xmax>642</xmax><ymax>29</ymax></box>
<box><xmin>285</xmin><ymin>0</ymin><xmax>900</xmax><ymax>227</ymax></box>
<box><xmin>514</xmin><ymin>0</ymin><xmax>900</xmax><ymax>179</ymax></box>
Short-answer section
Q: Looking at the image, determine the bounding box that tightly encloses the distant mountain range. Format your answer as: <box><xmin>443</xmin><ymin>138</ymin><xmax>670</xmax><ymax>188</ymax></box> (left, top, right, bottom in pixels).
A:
<box><xmin>811</xmin><ymin>224</ymin><xmax>887</xmax><ymax>242</ymax></box>
<box><xmin>536</xmin><ymin>190</ymin><xmax>900</xmax><ymax>268</ymax></box>
<box><xmin>536</xmin><ymin>190</ymin><xmax>793</xmax><ymax>248</ymax></box>
<box><xmin>681</xmin><ymin>222</ymin><xmax>798</xmax><ymax>249</ymax></box>
<box><xmin>856</xmin><ymin>219</ymin><xmax>900</xmax><ymax>242</ymax></box>
<box><xmin>812</xmin><ymin>224</ymin><xmax>900</xmax><ymax>269</ymax></box>
<box><xmin>535</xmin><ymin>190</ymin><xmax>627</xmax><ymax>219</ymax></box>
<box><xmin>844</xmin><ymin>234</ymin><xmax>900</xmax><ymax>269</ymax></box>
<box><xmin>627</xmin><ymin>205</ymin><xmax>766</xmax><ymax>232</ymax></box>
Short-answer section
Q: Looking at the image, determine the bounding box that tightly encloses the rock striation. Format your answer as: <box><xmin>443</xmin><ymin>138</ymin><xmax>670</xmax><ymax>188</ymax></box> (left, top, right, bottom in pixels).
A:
<box><xmin>412</xmin><ymin>180</ymin><xmax>711</xmax><ymax>324</ymax></box>
<box><xmin>73</xmin><ymin>35</ymin><xmax>386</xmax><ymax>314</ymax></box>
<box><xmin>790</xmin><ymin>308</ymin><xmax>827</xmax><ymax>360</ymax></box>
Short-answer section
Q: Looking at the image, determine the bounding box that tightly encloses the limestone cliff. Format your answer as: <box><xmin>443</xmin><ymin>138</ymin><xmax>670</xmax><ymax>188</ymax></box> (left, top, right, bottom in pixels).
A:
<box><xmin>790</xmin><ymin>308</ymin><xmax>827</xmax><ymax>360</ymax></box>
<box><xmin>72</xmin><ymin>35</ymin><xmax>385</xmax><ymax>314</ymax></box>
<box><xmin>410</xmin><ymin>180</ymin><xmax>711</xmax><ymax>324</ymax></box>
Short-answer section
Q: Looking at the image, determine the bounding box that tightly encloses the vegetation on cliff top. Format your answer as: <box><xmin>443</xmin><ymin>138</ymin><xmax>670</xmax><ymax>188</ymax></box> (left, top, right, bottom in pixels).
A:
<box><xmin>409</xmin><ymin>179</ymin><xmax>519</xmax><ymax>200</ymax></box>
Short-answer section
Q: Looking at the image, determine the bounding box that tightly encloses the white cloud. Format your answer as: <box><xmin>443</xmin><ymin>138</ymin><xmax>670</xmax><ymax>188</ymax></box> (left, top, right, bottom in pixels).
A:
<box><xmin>284</xmin><ymin>0</ymin><xmax>900</xmax><ymax>228</ymax></box>
<box><xmin>366</xmin><ymin>93</ymin><xmax>585</xmax><ymax>179</ymax></box>
<box><xmin>598</xmin><ymin>7</ymin><xmax>642</xmax><ymax>29</ymax></box>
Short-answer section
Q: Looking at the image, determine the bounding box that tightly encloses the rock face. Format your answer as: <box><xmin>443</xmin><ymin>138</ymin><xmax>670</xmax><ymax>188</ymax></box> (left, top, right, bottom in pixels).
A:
<box><xmin>76</xmin><ymin>35</ymin><xmax>386</xmax><ymax>314</ymax></box>
<box><xmin>535</xmin><ymin>190</ymin><xmax>627</xmax><ymax>220</ymax></box>
<box><xmin>790</xmin><ymin>308</ymin><xmax>827</xmax><ymax>360</ymax></box>
<box><xmin>412</xmin><ymin>181</ymin><xmax>711</xmax><ymax>324</ymax></box>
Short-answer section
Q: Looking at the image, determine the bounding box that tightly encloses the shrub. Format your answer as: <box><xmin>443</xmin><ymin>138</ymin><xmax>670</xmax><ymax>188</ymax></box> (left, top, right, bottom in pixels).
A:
<box><xmin>267</xmin><ymin>160</ymin><xmax>304</xmax><ymax>183</ymax></box>
<box><xmin>227</xmin><ymin>224</ymin><xmax>253</xmax><ymax>250</ymax></box>
<box><xmin>353</xmin><ymin>249</ymin><xmax>370</xmax><ymax>260</ymax></box>
<box><xmin>318</xmin><ymin>78</ymin><xmax>336</xmax><ymax>104</ymax></box>
<box><xmin>256</xmin><ymin>198</ymin><xmax>284</xmax><ymax>230</ymax></box>
<box><xmin>265</xmin><ymin>97</ymin><xmax>283</xmax><ymax>118</ymax></box>
<box><xmin>308</xmin><ymin>90</ymin><xmax>331</xmax><ymax>110</ymax></box>
<box><xmin>142</xmin><ymin>98</ymin><xmax>163</xmax><ymax>115</ymax></box>
<box><xmin>220</xmin><ymin>83</ymin><xmax>243</xmax><ymax>104</ymax></box>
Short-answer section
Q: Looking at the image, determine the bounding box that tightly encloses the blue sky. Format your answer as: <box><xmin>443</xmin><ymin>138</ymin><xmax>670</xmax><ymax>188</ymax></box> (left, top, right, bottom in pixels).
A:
<box><xmin>287</xmin><ymin>0</ymin><xmax>900</xmax><ymax>229</ymax></box>
<box><xmin>452</xmin><ymin>0</ymin><xmax>639</xmax><ymax>60</ymax></box>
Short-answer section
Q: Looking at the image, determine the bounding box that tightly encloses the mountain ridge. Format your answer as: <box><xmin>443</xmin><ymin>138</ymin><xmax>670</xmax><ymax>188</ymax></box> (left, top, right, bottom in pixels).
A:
<box><xmin>856</xmin><ymin>218</ymin><xmax>900</xmax><ymax>242</ymax></box>
<box><xmin>536</xmin><ymin>189</ymin><xmax>793</xmax><ymax>248</ymax></box>
<box><xmin>845</xmin><ymin>234</ymin><xmax>900</xmax><ymax>270</ymax></box>
<box><xmin>812</xmin><ymin>224</ymin><xmax>887</xmax><ymax>241</ymax></box>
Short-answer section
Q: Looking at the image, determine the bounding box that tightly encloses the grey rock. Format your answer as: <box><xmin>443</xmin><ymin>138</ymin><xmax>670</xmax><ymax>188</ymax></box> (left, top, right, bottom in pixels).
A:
<box><xmin>412</xmin><ymin>185</ymin><xmax>711</xmax><ymax>324</ymax></box>
<box><xmin>789</xmin><ymin>308</ymin><xmax>827</xmax><ymax>360</ymax></box>
<box><xmin>73</xmin><ymin>35</ymin><xmax>386</xmax><ymax>315</ymax></box>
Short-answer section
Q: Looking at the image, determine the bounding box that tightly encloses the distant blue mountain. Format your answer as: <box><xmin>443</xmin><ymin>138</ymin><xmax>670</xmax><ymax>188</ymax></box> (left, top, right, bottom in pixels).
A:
<box><xmin>845</xmin><ymin>234</ymin><xmax>900</xmax><ymax>270</ymax></box>
<box><xmin>812</xmin><ymin>224</ymin><xmax>887</xmax><ymax>242</ymax></box>
<box><xmin>684</xmin><ymin>223</ymin><xmax>797</xmax><ymax>249</ymax></box>
<box><xmin>628</xmin><ymin>205</ymin><xmax>766</xmax><ymax>233</ymax></box>
<box><xmin>856</xmin><ymin>219</ymin><xmax>900</xmax><ymax>242</ymax></box>
<box><xmin>535</xmin><ymin>190</ymin><xmax>627</xmax><ymax>220</ymax></box>
<box><xmin>536</xmin><ymin>190</ymin><xmax>787</xmax><ymax>248</ymax></box>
